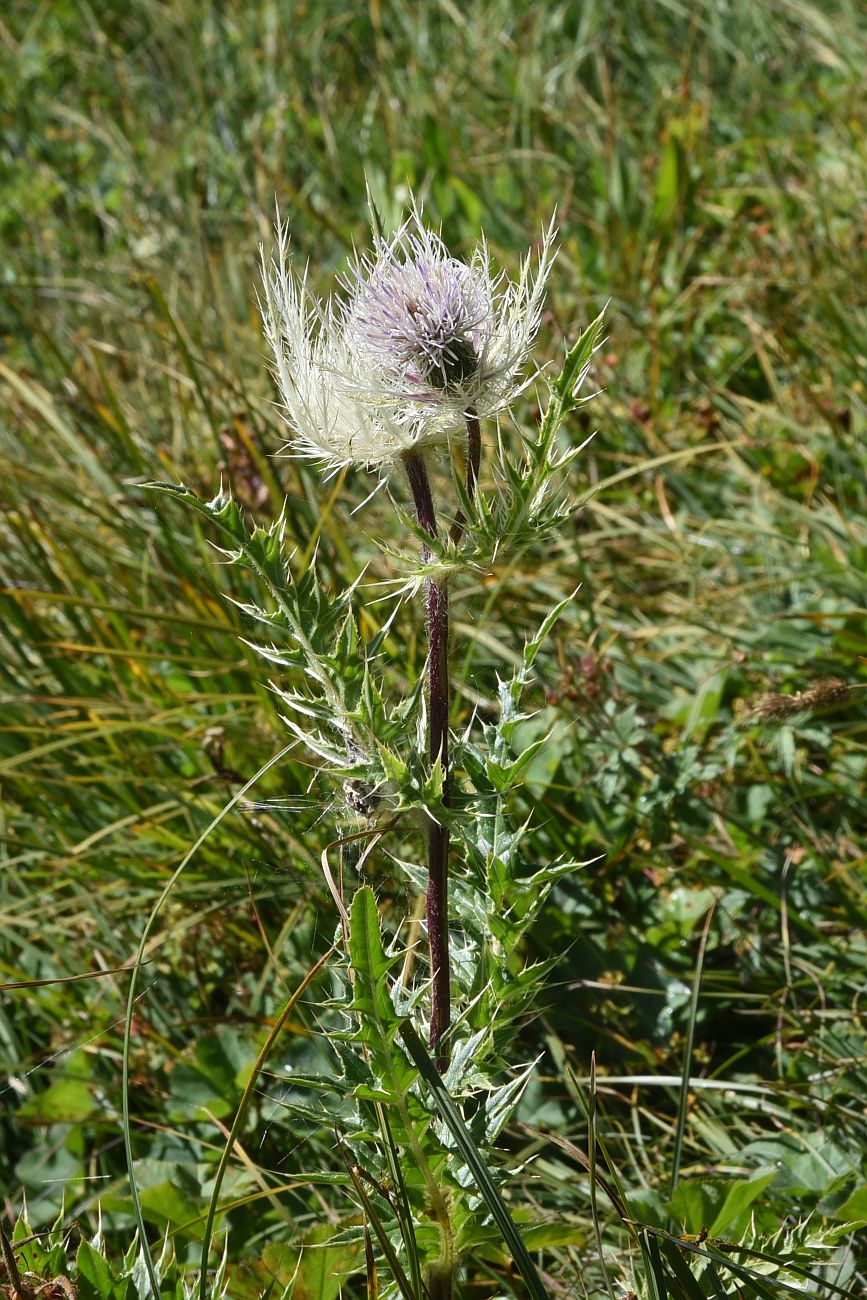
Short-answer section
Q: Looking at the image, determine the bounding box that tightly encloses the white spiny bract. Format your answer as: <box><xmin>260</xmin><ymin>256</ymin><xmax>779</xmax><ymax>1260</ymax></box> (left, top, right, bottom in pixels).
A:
<box><xmin>259</xmin><ymin>205</ymin><xmax>556</xmax><ymax>471</ymax></box>
<box><xmin>259</xmin><ymin>223</ymin><xmax>429</xmax><ymax>473</ymax></box>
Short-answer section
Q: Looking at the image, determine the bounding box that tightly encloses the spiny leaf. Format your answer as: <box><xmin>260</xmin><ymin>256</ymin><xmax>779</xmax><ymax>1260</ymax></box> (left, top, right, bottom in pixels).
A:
<box><xmin>349</xmin><ymin>887</ymin><xmax>417</xmax><ymax>1093</ymax></box>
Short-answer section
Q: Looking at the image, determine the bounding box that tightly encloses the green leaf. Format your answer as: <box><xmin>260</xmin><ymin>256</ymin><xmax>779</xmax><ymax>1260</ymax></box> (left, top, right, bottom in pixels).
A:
<box><xmin>654</xmin><ymin>134</ymin><xmax>684</xmax><ymax>226</ymax></box>
<box><xmin>669</xmin><ymin>1181</ymin><xmax>727</xmax><ymax>1236</ymax></box>
<box><xmin>18</xmin><ymin>1051</ymin><xmax>94</xmax><ymax>1124</ymax></box>
<box><xmin>547</xmin><ymin>308</ymin><xmax>606</xmax><ymax>413</ymax></box>
<box><xmin>76</xmin><ymin>1239</ymin><xmax>124</xmax><ymax>1300</ymax></box>
<box><xmin>708</xmin><ymin>1171</ymin><xmax>777</xmax><ymax>1237</ymax></box>
<box><xmin>740</xmin><ymin>1133</ymin><xmax>858</xmax><ymax>1195</ymax></box>
<box><xmin>292</xmin><ymin>1225</ymin><xmax>362</xmax><ymax>1300</ymax></box>
<box><xmin>834</xmin><ymin>1184</ymin><xmax>867</xmax><ymax>1223</ymax></box>
<box><xmin>522</xmin><ymin>591</ymin><xmax>577</xmax><ymax>674</ymax></box>
<box><xmin>139</xmin><ymin>1180</ymin><xmax>206</xmax><ymax>1241</ymax></box>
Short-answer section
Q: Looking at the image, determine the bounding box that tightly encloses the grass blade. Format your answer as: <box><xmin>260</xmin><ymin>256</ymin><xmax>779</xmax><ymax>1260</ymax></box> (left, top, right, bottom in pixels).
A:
<box><xmin>122</xmin><ymin>743</ymin><xmax>295</xmax><ymax>1298</ymax></box>
<box><xmin>588</xmin><ymin>1053</ymin><xmax>617</xmax><ymax>1300</ymax></box>
<box><xmin>670</xmin><ymin>902</ymin><xmax>716</xmax><ymax>1197</ymax></box>
<box><xmin>198</xmin><ymin>944</ymin><xmax>334</xmax><ymax>1300</ymax></box>
<box><xmin>400</xmin><ymin>1021</ymin><xmax>549</xmax><ymax>1300</ymax></box>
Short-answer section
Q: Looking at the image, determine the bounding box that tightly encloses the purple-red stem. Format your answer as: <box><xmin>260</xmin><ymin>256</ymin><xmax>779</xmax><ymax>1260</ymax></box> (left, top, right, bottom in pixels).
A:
<box><xmin>466</xmin><ymin>411</ymin><xmax>481</xmax><ymax>498</ymax></box>
<box><xmin>404</xmin><ymin>450</ymin><xmax>451</xmax><ymax>1066</ymax></box>
<box><xmin>404</xmin><ymin>415</ymin><xmax>481</xmax><ymax>1070</ymax></box>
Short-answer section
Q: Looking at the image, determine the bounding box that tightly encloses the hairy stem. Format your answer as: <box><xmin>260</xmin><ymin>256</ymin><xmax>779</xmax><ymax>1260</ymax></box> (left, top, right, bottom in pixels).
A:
<box><xmin>450</xmin><ymin>410</ymin><xmax>482</xmax><ymax>544</ymax></box>
<box><xmin>466</xmin><ymin>410</ymin><xmax>481</xmax><ymax>498</ymax></box>
<box><xmin>427</xmin><ymin>1257</ymin><xmax>457</xmax><ymax>1300</ymax></box>
<box><xmin>403</xmin><ymin>451</ymin><xmax>451</xmax><ymax>1067</ymax></box>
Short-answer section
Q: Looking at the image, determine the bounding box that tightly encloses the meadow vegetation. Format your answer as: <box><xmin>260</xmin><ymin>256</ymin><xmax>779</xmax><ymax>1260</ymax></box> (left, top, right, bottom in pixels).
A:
<box><xmin>1</xmin><ymin>1</ymin><xmax>866</xmax><ymax>1295</ymax></box>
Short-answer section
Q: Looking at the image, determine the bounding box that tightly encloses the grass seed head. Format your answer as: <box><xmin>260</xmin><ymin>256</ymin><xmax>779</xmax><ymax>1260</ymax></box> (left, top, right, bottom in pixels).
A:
<box><xmin>749</xmin><ymin>677</ymin><xmax>850</xmax><ymax>722</ymax></box>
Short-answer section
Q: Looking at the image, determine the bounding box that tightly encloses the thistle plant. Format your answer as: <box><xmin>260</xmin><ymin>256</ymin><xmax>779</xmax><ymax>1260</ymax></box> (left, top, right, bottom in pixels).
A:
<box><xmin>150</xmin><ymin>201</ymin><xmax>604</xmax><ymax>1297</ymax></box>
<box><xmin>260</xmin><ymin>204</ymin><xmax>556</xmax><ymax>1062</ymax></box>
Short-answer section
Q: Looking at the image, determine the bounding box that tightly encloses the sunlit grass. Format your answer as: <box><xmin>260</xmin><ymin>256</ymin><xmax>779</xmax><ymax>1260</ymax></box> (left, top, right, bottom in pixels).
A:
<box><xmin>1</xmin><ymin>0</ymin><xmax>866</xmax><ymax>1295</ymax></box>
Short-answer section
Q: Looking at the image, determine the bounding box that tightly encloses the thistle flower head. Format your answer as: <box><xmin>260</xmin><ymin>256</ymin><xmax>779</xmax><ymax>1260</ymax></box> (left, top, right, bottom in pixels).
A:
<box><xmin>259</xmin><ymin>202</ymin><xmax>556</xmax><ymax>473</ymax></box>
<box><xmin>342</xmin><ymin>230</ymin><xmax>492</xmax><ymax>399</ymax></box>
<box><xmin>340</xmin><ymin>206</ymin><xmax>556</xmax><ymax>432</ymax></box>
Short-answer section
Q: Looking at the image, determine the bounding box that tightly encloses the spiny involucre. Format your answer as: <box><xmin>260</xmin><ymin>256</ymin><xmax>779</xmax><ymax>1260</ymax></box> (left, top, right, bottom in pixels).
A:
<box><xmin>259</xmin><ymin>204</ymin><xmax>556</xmax><ymax>473</ymax></box>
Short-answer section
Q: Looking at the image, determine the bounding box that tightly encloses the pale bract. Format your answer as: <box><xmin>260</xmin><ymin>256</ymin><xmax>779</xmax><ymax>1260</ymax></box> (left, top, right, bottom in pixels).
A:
<box><xmin>259</xmin><ymin>206</ymin><xmax>556</xmax><ymax>473</ymax></box>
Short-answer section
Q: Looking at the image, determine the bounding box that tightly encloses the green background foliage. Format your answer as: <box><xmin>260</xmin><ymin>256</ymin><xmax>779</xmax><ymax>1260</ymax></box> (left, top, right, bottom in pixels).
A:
<box><xmin>1</xmin><ymin>0</ymin><xmax>866</xmax><ymax>1294</ymax></box>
